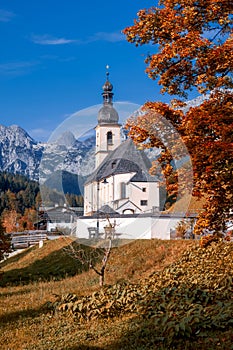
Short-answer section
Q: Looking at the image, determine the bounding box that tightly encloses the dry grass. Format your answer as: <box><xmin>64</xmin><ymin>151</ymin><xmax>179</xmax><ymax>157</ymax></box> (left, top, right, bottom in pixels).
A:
<box><xmin>0</xmin><ymin>238</ymin><xmax>196</xmax><ymax>349</ymax></box>
<box><xmin>166</xmin><ymin>194</ymin><xmax>206</xmax><ymax>213</ymax></box>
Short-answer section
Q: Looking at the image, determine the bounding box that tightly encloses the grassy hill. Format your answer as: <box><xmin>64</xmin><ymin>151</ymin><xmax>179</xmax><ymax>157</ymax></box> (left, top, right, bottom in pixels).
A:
<box><xmin>0</xmin><ymin>237</ymin><xmax>232</xmax><ymax>349</ymax></box>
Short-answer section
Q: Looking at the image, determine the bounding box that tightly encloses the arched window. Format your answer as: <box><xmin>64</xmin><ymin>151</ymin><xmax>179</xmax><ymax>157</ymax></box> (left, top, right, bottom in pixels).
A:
<box><xmin>107</xmin><ymin>131</ymin><xmax>113</xmax><ymax>145</ymax></box>
<box><xmin>123</xmin><ymin>208</ymin><xmax>134</xmax><ymax>214</ymax></box>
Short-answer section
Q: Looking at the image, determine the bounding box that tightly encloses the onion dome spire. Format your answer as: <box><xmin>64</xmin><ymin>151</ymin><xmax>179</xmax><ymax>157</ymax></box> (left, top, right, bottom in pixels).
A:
<box><xmin>98</xmin><ymin>65</ymin><xmax>119</xmax><ymax>124</ymax></box>
<box><xmin>102</xmin><ymin>65</ymin><xmax>114</xmax><ymax>104</ymax></box>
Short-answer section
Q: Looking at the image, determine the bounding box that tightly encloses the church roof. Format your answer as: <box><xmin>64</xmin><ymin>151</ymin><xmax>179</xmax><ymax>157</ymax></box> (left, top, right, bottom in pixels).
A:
<box><xmin>116</xmin><ymin>199</ymin><xmax>142</xmax><ymax>212</ymax></box>
<box><xmin>130</xmin><ymin>170</ymin><xmax>153</xmax><ymax>182</ymax></box>
<box><xmin>99</xmin><ymin>204</ymin><xmax>118</xmax><ymax>214</ymax></box>
<box><xmin>85</xmin><ymin>138</ymin><xmax>158</xmax><ymax>184</ymax></box>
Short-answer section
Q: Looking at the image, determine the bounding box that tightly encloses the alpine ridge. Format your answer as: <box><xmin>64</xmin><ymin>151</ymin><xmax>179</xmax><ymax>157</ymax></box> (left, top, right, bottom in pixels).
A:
<box><xmin>0</xmin><ymin>124</ymin><xmax>95</xmax><ymax>182</ymax></box>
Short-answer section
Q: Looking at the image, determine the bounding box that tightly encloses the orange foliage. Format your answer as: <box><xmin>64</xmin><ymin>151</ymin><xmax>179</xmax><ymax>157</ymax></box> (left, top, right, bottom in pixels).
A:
<box><xmin>124</xmin><ymin>1</ymin><xmax>233</xmax><ymax>234</ymax></box>
<box><xmin>123</xmin><ymin>0</ymin><xmax>233</xmax><ymax>97</ymax></box>
<box><xmin>18</xmin><ymin>208</ymin><xmax>38</xmax><ymax>231</ymax></box>
<box><xmin>2</xmin><ymin>210</ymin><xmax>19</xmax><ymax>233</ymax></box>
<box><xmin>1</xmin><ymin>208</ymin><xmax>38</xmax><ymax>233</ymax></box>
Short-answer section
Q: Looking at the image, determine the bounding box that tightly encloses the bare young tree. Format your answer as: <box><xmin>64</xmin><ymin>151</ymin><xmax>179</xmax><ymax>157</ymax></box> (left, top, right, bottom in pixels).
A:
<box><xmin>62</xmin><ymin>216</ymin><xmax>117</xmax><ymax>287</ymax></box>
<box><xmin>89</xmin><ymin>237</ymin><xmax>112</xmax><ymax>287</ymax></box>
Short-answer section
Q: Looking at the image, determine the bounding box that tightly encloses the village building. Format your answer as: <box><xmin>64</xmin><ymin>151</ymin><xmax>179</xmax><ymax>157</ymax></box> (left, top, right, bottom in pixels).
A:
<box><xmin>38</xmin><ymin>204</ymin><xmax>83</xmax><ymax>233</ymax></box>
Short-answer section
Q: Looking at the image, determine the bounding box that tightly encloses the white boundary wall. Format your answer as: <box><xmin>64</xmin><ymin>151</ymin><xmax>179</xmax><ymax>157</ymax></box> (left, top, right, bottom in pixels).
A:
<box><xmin>76</xmin><ymin>215</ymin><xmax>186</xmax><ymax>240</ymax></box>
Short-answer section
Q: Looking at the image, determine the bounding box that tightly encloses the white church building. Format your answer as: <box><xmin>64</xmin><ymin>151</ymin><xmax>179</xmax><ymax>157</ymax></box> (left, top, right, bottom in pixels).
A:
<box><xmin>76</xmin><ymin>72</ymin><xmax>192</xmax><ymax>241</ymax></box>
<box><xmin>84</xmin><ymin>71</ymin><xmax>160</xmax><ymax>215</ymax></box>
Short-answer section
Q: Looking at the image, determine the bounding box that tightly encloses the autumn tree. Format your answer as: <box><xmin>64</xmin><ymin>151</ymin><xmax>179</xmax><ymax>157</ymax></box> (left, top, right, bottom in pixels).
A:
<box><xmin>18</xmin><ymin>208</ymin><xmax>38</xmax><ymax>231</ymax></box>
<box><xmin>1</xmin><ymin>209</ymin><xmax>19</xmax><ymax>233</ymax></box>
<box><xmin>0</xmin><ymin>218</ymin><xmax>11</xmax><ymax>261</ymax></box>
<box><xmin>123</xmin><ymin>0</ymin><xmax>233</xmax><ymax>234</ymax></box>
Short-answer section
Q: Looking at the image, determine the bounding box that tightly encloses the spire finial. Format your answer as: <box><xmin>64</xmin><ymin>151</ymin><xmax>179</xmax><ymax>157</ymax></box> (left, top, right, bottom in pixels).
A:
<box><xmin>102</xmin><ymin>64</ymin><xmax>113</xmax><ymax>104</ymax></box>
<box><xmin>106</xmin><ymin>64</ymin><xmax>110</xmax><ymax>80</ymax></box>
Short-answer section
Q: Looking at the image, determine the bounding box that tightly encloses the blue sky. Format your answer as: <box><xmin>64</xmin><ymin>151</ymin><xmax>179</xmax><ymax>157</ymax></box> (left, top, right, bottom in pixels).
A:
<box><xmin>0</xmin><ymin>0</ymin><xmax>197</xmax><ymax>142</ymax></box>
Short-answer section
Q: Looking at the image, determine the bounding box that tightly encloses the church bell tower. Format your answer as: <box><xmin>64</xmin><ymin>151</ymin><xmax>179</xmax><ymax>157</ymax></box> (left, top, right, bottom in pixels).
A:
<box><xmin>95</xmin><ymin>67</ymin><xmax>121</xmax><ymax>168</ymax></box>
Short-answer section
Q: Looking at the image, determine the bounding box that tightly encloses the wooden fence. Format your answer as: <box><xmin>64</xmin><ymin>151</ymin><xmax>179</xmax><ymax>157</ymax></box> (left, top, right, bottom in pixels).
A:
<box><xmin>11</xmin><ymin>232</ymin><xmax>48</xmax><ymax>249</ymax></box>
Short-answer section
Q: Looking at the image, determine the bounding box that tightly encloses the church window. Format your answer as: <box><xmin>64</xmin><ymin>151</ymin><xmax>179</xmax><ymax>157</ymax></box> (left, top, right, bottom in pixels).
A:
<box><xmin>107</xmin><ymin>131</ymin><xmax>113</xmax><ymax>145</ymax></box>
<box><xmin>140</xmin><ymin>200</ymin><xmax>148</xmax><ymax>206</ymax></box>
<box><xmin>120</xmin><ymin>182</ymin><xmax>126</xmax><ymax>198</ymax></box>
<box><xmin>123</xmin><ymin>209</ymin><xmax>134</xmax><ymax>214</ymax></box>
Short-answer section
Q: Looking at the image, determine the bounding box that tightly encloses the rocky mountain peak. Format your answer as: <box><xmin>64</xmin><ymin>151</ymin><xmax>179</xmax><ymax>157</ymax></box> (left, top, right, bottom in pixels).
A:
<box><xmin>55</xmin><ymin>131</ymin><xmax>76</xmax><ymax>148</ymax></box>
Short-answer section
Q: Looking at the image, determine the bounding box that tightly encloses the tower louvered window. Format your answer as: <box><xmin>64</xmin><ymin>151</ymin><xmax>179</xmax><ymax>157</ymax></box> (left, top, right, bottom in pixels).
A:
<box><xmin>107</xmin><ymin>131</ymin><xmax>113</xmax><ymax>145</ymax></box>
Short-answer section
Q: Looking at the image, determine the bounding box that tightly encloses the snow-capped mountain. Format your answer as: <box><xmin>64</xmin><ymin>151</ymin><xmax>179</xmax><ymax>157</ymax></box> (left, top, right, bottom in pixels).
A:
<box><xmin>0</xmin><ymin>92</ymin><xmax>222</xmax><ymax>183</ymax></box>
<box><xmin>39</xmin><ymin>133</ymin><xmax>96</xmax><ymax>184</ymax></box>
<box><xmin>0</xmin><ymin>124</ymin><xmax>96</xmax><ymax>182</ymax></box>
<box><xmin>0</xmin><ymin>124</ymin><xmax>43</xmax><ymax>180</ymax></box>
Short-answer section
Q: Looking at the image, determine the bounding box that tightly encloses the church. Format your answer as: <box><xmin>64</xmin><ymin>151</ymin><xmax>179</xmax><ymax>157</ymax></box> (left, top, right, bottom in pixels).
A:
<box><xmin>83</xmin><ymin>71</ymin><xmax>160</xmax><ymax>217</ymax></box>
<box><xmin>75</xmin><ymin>72</ymin><xmax>191</xmax><ymax>241</ymax></box>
